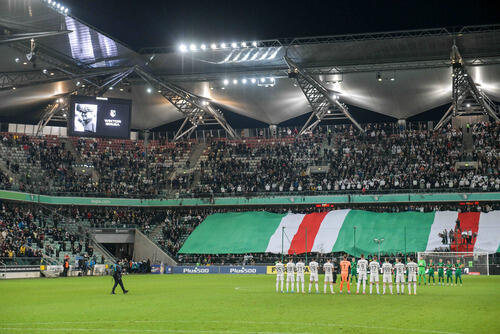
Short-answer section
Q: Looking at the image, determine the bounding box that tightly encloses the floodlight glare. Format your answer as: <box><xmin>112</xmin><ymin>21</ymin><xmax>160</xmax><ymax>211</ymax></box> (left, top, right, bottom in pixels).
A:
<box><xmin>466</xmin><ymin>103</ymin><xmax>471</xmax><ymax>107</ymax></box>
<box><xmin>220</xmin><ymin>43</ymin><xmax>227</xmax><ymax>49</ymax></box>
<box><xmin>241</xmin><ymin>42</ymin><xmax>247</xmax><ymax>47</ymax></box>
<box><xmin>200</xmin><ymin>44</ymin><xmax>206</xmax><ymax>50</ymax></box>
<box><xmin>231</xmin><ymin>42</ymin><xmax>238</xmax><ymax>48</ymax></box>
<box><xmin>211</xmin><ymin>43</ymin><xmax>217</xmax><ymax>50</ymax></box>
<box><xmin>250</xmin><ymin>78</ymin><xmax>256</xmax><ymax>84</ymax></box>
<box><xmin>270</xmin><ymin>77</ymin><xmax>275</xmax><ymax>82</ymax></box>
<box><xmin>189</xmin><ymin>44</ymin><xmax>197</xmax><ymax>51</ymax></box>
<box><xmin>233</xmin><ymin>79</ymin><xmax>238</xmax><ymax>84</ymax></box>
<box><xmin>390</xmin><ymin>77</ymin><xmax>395</xmax><ymax>81</ymax></box>
<box><xmin>56</xmin><ymin>3</ymin><xmax>60</xmax><ymax>8</ymax></box>
<box><xmin>64</xmin><ymin>8</ymin><xmax>68</xmax><ymax>13</ymax></box>
<box><xmin>147</xmin><ymin>88</ymin><xmax>152</xmax><ymax>93</ymax></box>
<box><xmin>242</xmin><ymin>78</ymin><xmax>247</xmax><ymax>84</ymax></box>
<box><xmin>260</xmin><ymin>77</ymin><xmax>266</xmax><ymax>83</ymax></box>
<box><xmin>252</xmin><ymin>41</ymin><xmax>258</xmax><ymax>47</ymax></box>
<box><xmin>14</xmin><ymin>58</ymin><xmax>20</xmax><ymax>63</ymax></box>
<box><xmin>42</xmin><ymin>69</ymin><xmax>48</xmax><ymax>74</ymax></box>
<box><xmin>109</xmin><ymin>86</ymin><xmax>113</xmax><ymax>90</ymax></box>
<box><xmin>179</xmin><ymin>44</ymin><xmax>188</xmax><ymax>53</ymax></box>
<box><xmin>223</xmin><ymin>79</ymin><xmax>229</xmax><ymax>86</ymax></box>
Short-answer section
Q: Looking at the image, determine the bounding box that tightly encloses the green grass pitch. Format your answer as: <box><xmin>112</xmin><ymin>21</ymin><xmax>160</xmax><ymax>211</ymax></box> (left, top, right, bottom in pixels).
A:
<box><xmin>0</xmin><ymin>275</ymin><xmax>499</xmax><ymax>333</ymax></box>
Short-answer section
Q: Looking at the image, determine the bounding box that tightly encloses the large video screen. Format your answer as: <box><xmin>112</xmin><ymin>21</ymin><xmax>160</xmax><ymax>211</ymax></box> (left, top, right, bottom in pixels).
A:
<box><xmin>68</xmin><ymin>96</ymin><xmax>131</xmax><ymax>139</ymax></box>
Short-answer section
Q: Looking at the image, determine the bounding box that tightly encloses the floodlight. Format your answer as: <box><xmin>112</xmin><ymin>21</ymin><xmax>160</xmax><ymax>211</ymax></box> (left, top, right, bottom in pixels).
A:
<box><xmin>189</xmin><ymin>44</ymin><xmax>197</xmax><ymax>51</ymax></box>
<box><xmin>231</xmin><ymin>42</ymin><xmax>237</xmax><ymax>48</ymax></box>
<box><xmin>211</xmin><ymin>43</ymin><xmax>217</xmax><ymax>50</ymax></box>
<box><xmin>119</xmin><ymin>88</ymin><xmax>124</xmax><ymax>91</ymax></box>
<box><xmin>252</xmin><ymin>41</ymin><xmax>257</xmax><ymax>47</ymax></box>
<box><xmin>64</xmin><ymin>8</ymin><xmax>68</xmax><ymax>13</ymax></box>
<box><xmin>76</xmin><ymin>81</ymin><xmax>80</xmax><ymax>86</ymax></box>
<box><xmin>466</xmin><ymin>103</ymin><xmax>471</xmax><ymax>108</ymax></box>
<box><xmin>220</xmin><ymin>43</ymin><xmax>227</xmax><ymax>49</ymax></box>
<box><xmin>200</xmin><ymin>44</ymin><xmax>206</xmax><ymax>50</ymax></box>
<box><xmin>390</xmin><ymin>77</ymin><xmax>395</xmax><ymax>81</ymax></box>
<box><xmin>270</xmin><ymin>77</ymin><xmax>275</xmax><ymax>82</ymax></box>
<box><xmin>241</xmin><ymin>42</ymin><xmax>247</xmax><ymax>47</ymax></box>
<box><xmin>223</xmin><ymin>79</ymin><xmax>229</xmax><ymax>86</ymax></box>
<box><xmin>242</xmin><ymin>78</ymin><xmax>247</xmax><ymax>84</ymax></box>
<box><xmin>260</xmin><ymin>77</ymin><xmax>266</xmax><ymax>83</ymax></box>
<box><xmin>147</xmin><ymin>88</ymin><xmax>152</xmax><ymax>93</ymax></box>
<box><xmin>56</xmin><ymin>3</ymin><xmax>60</xmax><ymax>9</ymax></box>
<box><xmin>179</xmin><ymin>44</ymin><xmax>188</xmax><ymax>53</ymax></box>
<box><xmin>233</xmin><ymin>79</ymin><xmax>238</xmax><ymax>84</ymax></box>
<box><xmin>15</xmin><ymin>58</ymin><xmax>20</xmax><ymax>63</ymax></box>
<box><xmin>377</xmin><ymin>73</ymin><xmax>382</xmax><ymax>82</ymax></box>
<box><xmin>60</xmin><ymin>6</ymin><xmax>65</xmax><ymax>11</ymax></box>
<box><xmin>109</xmin><ymin>86</ymin><xmax>113</xmax><ymax>90</ymax></box>
<box><xmin>42</xmin><ymin>69</ymin><xmax>48</xmax><ymax>74</ymax></box>
<box><xmin>12</xmin><ymin>87</ymin><xmax>16</xmax><ymax>90</ymax></box>
<box><xmin>250</xmin><ymin>78</ymin><xmax>256</xmax><ymax>84</ymax></box>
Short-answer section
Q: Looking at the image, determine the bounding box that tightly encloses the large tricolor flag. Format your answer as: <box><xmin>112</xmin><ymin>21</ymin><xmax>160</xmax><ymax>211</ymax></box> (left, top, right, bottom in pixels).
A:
<box><xmin>179</xmin><ymin>210</ymin><xmax>500</xmax><ymax>255</ymax></box>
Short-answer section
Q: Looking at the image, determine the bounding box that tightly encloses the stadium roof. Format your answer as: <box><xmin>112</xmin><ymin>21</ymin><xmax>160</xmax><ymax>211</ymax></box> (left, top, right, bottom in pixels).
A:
<box><xmin>1</xmin><ymin>0</ymin><xmax>500</xmax><ymax>130</ymax></box>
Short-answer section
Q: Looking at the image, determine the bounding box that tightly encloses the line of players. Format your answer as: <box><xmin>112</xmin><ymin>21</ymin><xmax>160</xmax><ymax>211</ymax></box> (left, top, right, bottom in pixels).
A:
<box><xmin>275</xmin><ymin>254</ymin><xmax>463</xmax><ymax>295</ymax></box>
<box><xmin>416</xmin><ymin>258</ymin><xmax>464</xmax><ymax>286</ymax></box>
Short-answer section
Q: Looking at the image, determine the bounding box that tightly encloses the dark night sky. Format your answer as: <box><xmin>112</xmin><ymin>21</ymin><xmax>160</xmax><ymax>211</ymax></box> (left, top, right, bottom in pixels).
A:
<box><xmin>63</xmin><ymin>0</ymin><xmax>500</xmax><ymax>51</ymax></box>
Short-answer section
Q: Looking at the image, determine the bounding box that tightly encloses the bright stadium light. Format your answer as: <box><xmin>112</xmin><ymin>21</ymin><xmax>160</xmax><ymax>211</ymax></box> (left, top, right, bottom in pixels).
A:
<box><xmin>233</xmin><ymin>79</ymin><xmax>238</xmax><ymax>84</ymax></box>
<box><xmin>200</xmin><ymin>44</ymin><xmax>207</xmax><ymax>50</ymax></box>
<box><xmin>179</xmin><ymin>44</ymin><xmax>188</xmax><ymax>53</ymax></box>
<box><xmin>211</xmin><ymin>43</ymin><xmax>217</xmax><ymax>50</ymax></box>
<box><xmin>252</xmin><ymin>41</ymin><xmax>258</xmax><ymax>47</ymax></box>
<box><xmin>377</xmin><ymin>73</ymin><xmax>382</xmax><ymax>82</ymax></box>
<box><xmin>42</xmin><ymin>69</ymin><xmax>48</xmax><ymax>74</ymax></box>
<box><xmin>231</xmin><ymin>42</ymin><xmax>238</xmax><ymax>48</ymax></box>
<box><xmin>242</xmin><ymin>78</ymin><xmax>247</xmax><ymax>84</ymax></box>
<box><xmin>146</xmin><ymin>87</ymin><xmax>152</xmax><ymax>93</ymax></box>
<box><xmin>241</xmin><ymin>42</ymin><xmax>247</xmax><ymax>47</ymax></box>
<box><xmin>56</xmin><ymin>3</ymin><xmax>60</xmax><ymax>8</ymax></box>
<box><xmin>260</xmin><ymin>77</ymin><xmax>266</xmax><ymax>83</ymax></box>
<box><xmin>270</xmin><ymin>77</ymin><xmax>275</xmax><ymax>82</ymax></box>
<box><xmin>220</xmin><ymin>43</ymin><xmax>227</xmax><ymax>49</ymax></box>
<box><xmin>466</xmin><ymin>103</ymin><xmax>471</xmax><ymax>107</ymax></box>
<box><xmin>250</xmin><ymin>78</ymin><xmax>256</xmax><ymax>84</ymax></box>
<box><xmin>109</xmin><ymin>86</ymin><xmax>113</xmax><ymax>90</ymax></box>
<box><xmin>189</xmin><ymin>44</ymin><xmax>197</xmax><ymax>51</ymax></box>
<box><xmin>223</xmin><ymin>79</ymin><xmax>229</xmax><ymax>86</ymax></box>
<box><xmin>64</xmin><ymin>8</ymin><xmax>69</xmax><ymax>13</ymax></box>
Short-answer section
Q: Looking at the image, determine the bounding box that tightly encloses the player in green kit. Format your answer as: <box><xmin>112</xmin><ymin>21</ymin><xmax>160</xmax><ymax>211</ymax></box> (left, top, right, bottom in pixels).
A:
<box><xmin>427</xmin><ymin>259</ymin><xmax>436</xmax><ymax>285</ymax></box>
<box><xmin>437</xmin><ymin>259</ymin><xmax>445</xmax><ymax>286</ymax></box>
<box><xmin>418</xmin><ymin>256</ymin><xmax>426</xmax><ymax>285</ymax></box>
<box><xmin>350</xmin><ymin>257</ymin><xmax>357</xmax><ymax>283</ymax></box>
<box><xmin>455</xmin><ymin>259</ymin><xmax>464</xmax><ymax>286</ymax></box>
<box><xmin>446</xmin><ymin>260</ymin><xmax>453</xmax><ymax>286</ymax></box>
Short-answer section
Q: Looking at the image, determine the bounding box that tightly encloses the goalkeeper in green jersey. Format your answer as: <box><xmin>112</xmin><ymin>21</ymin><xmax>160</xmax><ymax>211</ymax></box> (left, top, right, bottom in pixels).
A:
<box><xmin>418</xmin><ymin>257</ymin><xmax>426</xmax><ymax>285</ymax></box>
<box><xmin>350</xmin><ymin>257</ymin><xmax>358</xmax><ymax>283</ymax></box>
<box><xmin>446</xmin><ymin>260</ymin><xmax>454</xmax><ymax>286</ymax></box>
<box><xmin>427</xmin><ymin>259</ymin><xmax>436</xmax><ymax>285</ymax></box>
<box><xmin>455</xmin><ymin>259</ymin><xmax>464</xmax><ymax>286</ymax></box>
<box><xmin>437</xmin><ymin>259</ymin><xmax>445</xmax><ymax>286</ymax></box>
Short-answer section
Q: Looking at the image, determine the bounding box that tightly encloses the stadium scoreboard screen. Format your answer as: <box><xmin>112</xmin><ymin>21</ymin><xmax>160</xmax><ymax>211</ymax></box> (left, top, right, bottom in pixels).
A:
<box><xmin>68</xmin><ymin>96</ymin><xmax>131</xmax><ymax>139</ymax></box>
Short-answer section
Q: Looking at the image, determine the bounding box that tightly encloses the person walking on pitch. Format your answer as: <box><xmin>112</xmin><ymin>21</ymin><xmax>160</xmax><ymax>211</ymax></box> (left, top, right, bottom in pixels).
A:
<box><xmin>350</xmin><ymin>257</ymin><xmax>358</xmax><ymax>284</ymax></box>
<box><xmin>446</xmin><ymin>260</ymin><xmax>453</xmax><ymax>286</ymax></box>
<box><xmin>369</xmin><ymin>255</ymin><xmax>381</xmax><ymax>295</ymax></box>
<box><xmin>381</xmin><ymin>257</ymin><xmax>393</xmax><ymax>295</ymax></box>
<box><xmin>437</xmin><ymin>259</ymin><xmax>445</xmax><ymax>286</ymax></box>
<box><xmin>455</xmin><ymin>259</ymin><xmax>464</xmax><ymax>286</ymax></box>
<box><xmin>308</xmin><ymin>259</ymin><xmax>320</xmax><ymax>293</ymax></box>
<box><xmin>356</xmin><ymin>254</ymin><xmax>368</xmax><ymax>294</ymax></box>
<box><xmin>394</xmin><ymin>258</ymin><xmax>405</xmax><ymax>294</ymax></box>
<box><xmin>323</xmin><ymin>259</ymin><xmax>335</xmax><ymax>294</ymax></box>
<box><xmin>418</xmin><ymin>256</ymin><xmax>426</xmax><ymax>285</ymax></box>
<box><xmin>295</xmin><ymin>259</ymin><xmax>306</xmax><ymax>293</ymax></box>
<box><xmin>339</xmin><ymin>255</ymin><xmax>351</xmax><ymax>294</ymax></box>
<box><xmin>406</xmin><ymin>257</ymin><xmax>418</xmax><ymax>295</ymax></box>
<box><xmin>286</xmin><ymin>258</ymin><xmax>295</xmax><ymax>293</ymax></box>
<box><xmin>427</xmin><ymin>259</ymin><xmax>436</xmax><ymax>285</ymax></box>
<box><xmin>111</xmin><ymin>261</ymin><xmax>128</xmax><ymax>295</ymax></box>
<box><xmin>275</xmin><ymin>260</ymin><xmax>285</xmax><ymax>292</ymax></box>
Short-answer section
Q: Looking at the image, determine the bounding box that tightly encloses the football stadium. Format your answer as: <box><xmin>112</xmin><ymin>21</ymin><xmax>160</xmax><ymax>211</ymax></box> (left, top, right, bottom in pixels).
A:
<box><xmin>0</xmin><ymin>0</ymin><xmax>500</xmax><ymax>333</ymax></box>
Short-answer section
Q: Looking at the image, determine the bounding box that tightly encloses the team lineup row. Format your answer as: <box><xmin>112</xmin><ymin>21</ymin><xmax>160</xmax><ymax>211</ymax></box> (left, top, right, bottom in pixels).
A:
<box><xmin>274</xmin><ymin>255</ymin><xmax>465</xmax><ymax>295</ymax></box>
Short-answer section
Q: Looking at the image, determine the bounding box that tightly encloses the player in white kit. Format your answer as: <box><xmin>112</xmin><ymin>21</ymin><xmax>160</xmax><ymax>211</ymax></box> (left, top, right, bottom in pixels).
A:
<box><xmin>308</xmin><ymin>259</ymin><xmax>319</xmax><ymax>293</ymax></box>
<box><xmin>286</xmin><ymin>258</ymin><xmax>295</xmax><ymax>293</ymax></box>
<box><xmin>295</xmin><ymin>259</ymin><xmax>305</xmax><ymax>293</ymax></box>
<box><xmin>381</xmin><ymin>257</ymin><xmax>393</xmax><ymax>295</ymax></box>
<box><xmin>394</xmin><ymin>257</ymin><xmax>406</xmax><ymax>294</ymax></box>
<box><xmin>369</xmin><ymin>256</ymin><xmax>380</xmax><ymax>295</ymax></box>
<box><xmin>406</xmin><ymin>257</ymin><xmax>418</xmax><ymax>295</ymax></box>
<box><xmin>356</xmin><ymin>254</ymin><xmax>368</xmax><ymax>294</ymax></box>
<box><xmin>275</xmin><ymin>260</ymin><xmax>284</xmax><ymax>293</ymax></box>
<box><xmin>323</xmin><ymin>259</ymin><xmax>335</xmax><ymax>294</ymax></box>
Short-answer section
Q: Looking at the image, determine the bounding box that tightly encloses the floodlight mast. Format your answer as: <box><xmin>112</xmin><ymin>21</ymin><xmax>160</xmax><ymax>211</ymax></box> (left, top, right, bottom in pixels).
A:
<box><xmin>434</xmin><ymin>44</ymin><xmax>500</xmax><ymax>130</ymax></box>
<box><xmin>284</xmin><ymin>55</ymin><xmax>364</xmax><ymax>136</ymax></box>
<box><xmin>134</xmin><ymin>67</ymin><xmax>239</xmax><ymax>141</ymax></box>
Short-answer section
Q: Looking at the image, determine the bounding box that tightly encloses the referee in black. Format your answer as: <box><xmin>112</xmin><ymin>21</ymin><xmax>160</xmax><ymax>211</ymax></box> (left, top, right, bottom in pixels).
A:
<box><xmin>111</xmin><ymin>261</ymin><xmax>129</xmax><ymax>295</ymax></box>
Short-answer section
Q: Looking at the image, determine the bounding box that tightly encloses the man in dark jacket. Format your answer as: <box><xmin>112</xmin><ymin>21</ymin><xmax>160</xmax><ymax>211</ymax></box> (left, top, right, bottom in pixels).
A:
<box><xmin>111</xmin><ymin>262</ymin><xmax>128</xmax><ymax>295</ymax></box>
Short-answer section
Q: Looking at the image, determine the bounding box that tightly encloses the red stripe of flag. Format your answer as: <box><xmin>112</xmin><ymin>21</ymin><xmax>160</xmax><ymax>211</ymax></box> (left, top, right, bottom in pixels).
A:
<box><xmin>288</xmin><ymin>212</ymin><xmax>328</xmax><ymax>254</ymax></box>
<box><xmin>452</xmin><ymin>212</ymin><xmax>481</xmax><ymax>252</ymax></box>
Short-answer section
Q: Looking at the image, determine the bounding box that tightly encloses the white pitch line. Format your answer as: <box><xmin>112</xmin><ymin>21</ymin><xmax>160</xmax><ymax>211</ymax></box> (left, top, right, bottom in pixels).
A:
<box><xmin>0</xmin><ymin>328</ymin><xmax>297</xmax><ymax>334</ymax></box>
<box><xmin>0</xmin><ymin>319</ymin><xmax>462</xmax><ymax>334</ymax></box>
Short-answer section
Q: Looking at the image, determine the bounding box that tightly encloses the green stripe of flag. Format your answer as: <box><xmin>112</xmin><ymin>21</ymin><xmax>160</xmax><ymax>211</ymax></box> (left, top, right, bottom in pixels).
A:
<box><xmin>332</xmin><ymin>210</ymin><xmax>436</xmax><ymax>257</ymax></box>
<box><xmin>179</xmin><ymin>211</ymin><xmax>285</xmax><ymax>254</ymax></box>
